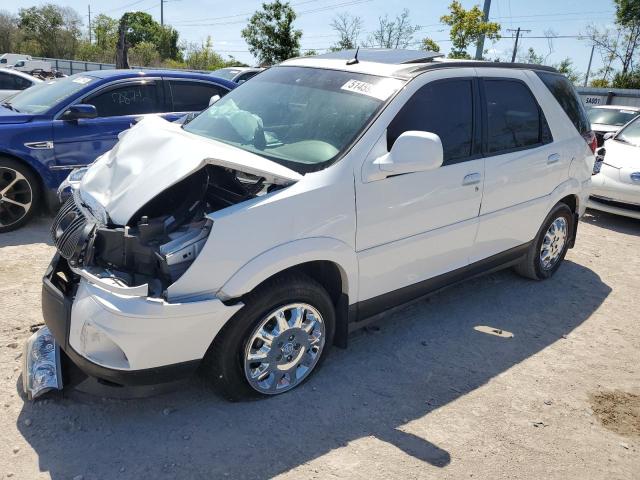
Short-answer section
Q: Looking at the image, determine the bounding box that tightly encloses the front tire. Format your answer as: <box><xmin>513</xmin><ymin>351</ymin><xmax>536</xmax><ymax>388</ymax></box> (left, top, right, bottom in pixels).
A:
<box><xmin>201</xmin><ymin>273</ymin><xmax>335</xmax><ymax>401</ymax></box>
<box><xmin>0</xmin><ymin>157</ymin><xmax>40</xmax><ymax>233</ymax></box>
<box><xmin>514</xmin><ymin>202</ymin><xmax>573</xmax><ymax>280</ymax></box>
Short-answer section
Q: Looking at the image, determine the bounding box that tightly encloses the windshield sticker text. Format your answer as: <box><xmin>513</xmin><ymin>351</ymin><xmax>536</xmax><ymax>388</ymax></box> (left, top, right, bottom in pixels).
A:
<box><xmin>341</xmin><ymin>78</ymin><xmax>401</xmax><ymax>101</ymax></box>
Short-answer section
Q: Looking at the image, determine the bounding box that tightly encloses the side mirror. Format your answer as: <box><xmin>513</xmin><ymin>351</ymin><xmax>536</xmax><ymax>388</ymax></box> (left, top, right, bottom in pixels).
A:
<box><xmin>603</xmin><ymin>132</ymin><xmax>615</xmax><ymax>141</ymax></box>
<box><xmin>209</xmin><ymin>95</ymin><xmax>221</xmax><ymax>106</ymax></box>
<box><xmin>62</xmin><ymin>104</ymin><xmax>97</xmax><ymax>121</ymax></box>
<box><xmin>372</xmin><ymin>131</ymin><xmax>443</xmax><ymax>179</ymax></box>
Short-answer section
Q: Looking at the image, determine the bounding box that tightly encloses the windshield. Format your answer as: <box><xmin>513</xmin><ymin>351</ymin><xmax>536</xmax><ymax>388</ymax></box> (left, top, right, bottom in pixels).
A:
<box><xmin>587</xmin><ymin>108</ymin><xmax>640</xmax><ymax>127</ymax></box>
<box><xmin>211</xmin><ymin>68</ymin><xmax>242</xmax><ymax>81</ymax></box>
<box><xmin>6</xmin><ymin>73</ymin><xmax>97</xmax><ymax>114</ymax></box>
<box><xmin>616</xmin><ymin>117</ymin><xmax>640</xmax><ymax>147</ymax></box>
<box><xmin>185</xmin><ymin>66</ymin><xmax>403</xmax><ymax>173</ymax></box>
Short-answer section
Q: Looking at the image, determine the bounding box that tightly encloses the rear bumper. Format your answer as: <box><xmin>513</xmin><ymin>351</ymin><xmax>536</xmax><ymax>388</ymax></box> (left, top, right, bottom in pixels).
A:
<box><xmin>41</xmin><ymin>254</ymin><xmax>242</xmax><ymax>387</ymax></box>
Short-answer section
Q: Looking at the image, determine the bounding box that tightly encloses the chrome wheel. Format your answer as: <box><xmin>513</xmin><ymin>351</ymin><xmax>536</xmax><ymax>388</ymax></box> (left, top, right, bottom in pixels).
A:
<box><xmin>0</xmin><ymin>167</ymin><xmax>33</xmax><ymax>228</ymax></box>
<box><xmin>539</xmin><ymin>217</ymin><xmax>568</xmax><ymax>270</ymax></box>
<box><xmin>244</xmin><ymin>303</ymin><xmax>325</xmax><ymax>395</ymax></box>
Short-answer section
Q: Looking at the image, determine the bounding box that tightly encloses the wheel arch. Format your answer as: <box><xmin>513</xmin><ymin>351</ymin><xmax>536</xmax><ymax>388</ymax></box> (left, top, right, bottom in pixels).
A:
<box><xmin>217</xmin><ymin>237</ymin><xmax>358</xmax><ymax>348</ymax></box>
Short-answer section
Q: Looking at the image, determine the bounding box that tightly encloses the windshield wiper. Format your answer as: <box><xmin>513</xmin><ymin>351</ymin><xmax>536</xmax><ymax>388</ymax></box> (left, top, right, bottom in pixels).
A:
<box><xmin>1</xmin><ymin>102</ymin><xmax>19</xmax><ymax>113</ymax></box>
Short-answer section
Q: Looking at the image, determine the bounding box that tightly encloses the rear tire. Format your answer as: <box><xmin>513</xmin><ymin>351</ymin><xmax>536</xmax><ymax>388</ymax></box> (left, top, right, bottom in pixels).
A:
<box><xmin>200</xmin><ymin>272</ymin><xmax>335</xmax><ymax>401</ymax></box>
<box><xmin>514</xmin><ymin>202</ymin><xmax>573</xmax><ymax>280</ymax></box>
<box><xmin>0</xmin><ymin>157</ymin><xmax>40</xmax><ymax>233</ymax></box>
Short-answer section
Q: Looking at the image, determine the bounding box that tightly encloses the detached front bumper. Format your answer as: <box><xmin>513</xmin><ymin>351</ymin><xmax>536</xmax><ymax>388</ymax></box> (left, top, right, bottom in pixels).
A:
<box><xmin>33</xmin><ymin>254</ymin><xmax>243</xmax><ymax>390</ymax></box>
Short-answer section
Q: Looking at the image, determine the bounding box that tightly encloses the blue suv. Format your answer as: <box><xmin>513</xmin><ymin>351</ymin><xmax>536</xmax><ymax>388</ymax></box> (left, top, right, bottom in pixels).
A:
<box><xmin>0</xmin><ymin>70</ymin><xmax>236</xmax><ymax>232</ymax></box>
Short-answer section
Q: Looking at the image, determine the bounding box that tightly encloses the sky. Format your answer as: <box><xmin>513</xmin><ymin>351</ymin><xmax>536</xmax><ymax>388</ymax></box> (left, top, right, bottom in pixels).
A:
<box><xmin>6</xmin><ymin>0</ymin><xmax>619</xmax><ymax>79</ymax></box>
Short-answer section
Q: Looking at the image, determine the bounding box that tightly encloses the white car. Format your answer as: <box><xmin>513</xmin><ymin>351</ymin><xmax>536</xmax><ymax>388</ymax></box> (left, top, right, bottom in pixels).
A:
<box><xmin>587</xmin><ymin>105</ymin><xmax>640</xmax><ymax>146</ymax></box>
<box><xmin>24</xmin><ymin>50</ymin><xmax>596</xmax><ymax>400</ymax></box>
<box><xmin>210</xmin><ymin>67</ymin><xmax>264</xmax><ymax>84</ymax></box>
<box><xmin>0</xmin><ymin>68</ymin><xmax>41</xmax><ymax>101</ymax></box>
<box><xmin>588</xmin><ymin>116</ymin><xmax>640</xmax><ymax>219</ymax></box>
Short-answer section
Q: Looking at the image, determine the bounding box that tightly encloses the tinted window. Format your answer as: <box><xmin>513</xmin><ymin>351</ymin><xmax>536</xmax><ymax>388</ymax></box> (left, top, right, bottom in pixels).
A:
<box><xmin>85</xmin><ymin>83</ymin><xmax>162</xmax><ymax>117</ymax></box>
<box><xmin>387</xmin><ymin>79</ymin><xmax>474</xmax><ymax>164</ymax></box>
<box><xmin>236</xmin><ymin>71</ymin><xmax>258</xmax><ymax>83</ymax></box>
<box><xmin>485</xmin><ymin>80</ymin><xmax>543</xmax><ymax>154</ymax></box>
<box><xmin>0</xmin><ymin>72</ymin><xmax>17</xmax><ymax>89</ymax></box>
<box><xmin>587</xmin><ymin>108</ymin><xmax>639</xmax><ymax>127</ymax></box>
<box><xmin>169</xmin><ymin>80</ymin><xmax>226</xmax><ymax>111</ymax></box>
<box><xmin>536</xmin><ymin>71</ymin><xmax>590</xmax><ymax>134</ymax></box>
<box><xmin>14</xmin><ymin>76</ymin><xmax>32</xmax><ymax>89</ymax></box>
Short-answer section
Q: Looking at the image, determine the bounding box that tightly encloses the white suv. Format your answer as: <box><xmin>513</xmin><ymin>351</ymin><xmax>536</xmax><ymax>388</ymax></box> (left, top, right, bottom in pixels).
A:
<box><xmin>25</xmin><ymin>49</ymin><xmax>596</xmax><ymax>400</ymax></box>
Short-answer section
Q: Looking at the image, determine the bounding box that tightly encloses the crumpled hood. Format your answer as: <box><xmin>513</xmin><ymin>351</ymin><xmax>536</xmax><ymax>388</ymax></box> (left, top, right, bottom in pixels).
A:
<box><xmin>602</xmin><ymin>138</ymin><xmax>640</xmax><ymax>169</ymax></box>
<box><xmin>80</xmin><ymin>116</ymin><xmax>302</xmax><ymax>225</ymax></box>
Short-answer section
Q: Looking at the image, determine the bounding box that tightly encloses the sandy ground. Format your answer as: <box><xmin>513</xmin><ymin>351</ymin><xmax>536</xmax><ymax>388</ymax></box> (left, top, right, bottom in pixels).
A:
<box><xmin>0</xmin><ymin>210</ymin><xmax>638</xmax><ymax>480</ymax></box>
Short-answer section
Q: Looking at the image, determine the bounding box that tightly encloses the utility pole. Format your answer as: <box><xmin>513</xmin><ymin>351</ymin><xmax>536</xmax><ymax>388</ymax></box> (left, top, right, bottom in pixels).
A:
<box><xmin>584</xmin><ymin>44</ymin><xmax>595</xmax><ymax>87</ymax></box>
<box><xmin>474</xmin><ymin>0</ymin><xmax>491</xmax><ymax>60</ymax></box>
<box><xmin>507</xmin><ymin>28</ymin><xmax>530</xmax><ymax>63</ymax></box>
<box><xmin>87</xmin><ymin>4</ymin><xmax>92</xmax><ymax>44</ymax></box>
<box><xmin>160</xmin><ymin>0</ymin><xmax>164</xmax><ymax>26</ymax></box>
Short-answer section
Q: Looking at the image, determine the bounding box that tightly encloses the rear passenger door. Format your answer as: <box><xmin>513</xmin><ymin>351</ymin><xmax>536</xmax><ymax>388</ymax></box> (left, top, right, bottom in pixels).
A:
<box><xmin>165</xmin><ymin>79</ymin><xmax>228</xmax><ymax>120</ymax></box>
<box><xmin>473</xmin><ymin>69</ymin><xmax>567</xmax><ymax>261</ymax></box>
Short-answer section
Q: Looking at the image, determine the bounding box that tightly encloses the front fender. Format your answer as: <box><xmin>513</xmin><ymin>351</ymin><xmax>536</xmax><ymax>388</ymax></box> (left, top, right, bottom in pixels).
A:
<box><xmin>217</xmin><ymin>237</ymin><xmax>358</xmax><ymax>302</ymax></box>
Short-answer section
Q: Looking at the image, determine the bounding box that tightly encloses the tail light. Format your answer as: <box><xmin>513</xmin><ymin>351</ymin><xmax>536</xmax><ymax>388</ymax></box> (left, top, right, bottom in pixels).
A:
<box><xmin>582</xmin><ymin>130</ymin><xmax>597</xmax><ymax>154</ymax></box>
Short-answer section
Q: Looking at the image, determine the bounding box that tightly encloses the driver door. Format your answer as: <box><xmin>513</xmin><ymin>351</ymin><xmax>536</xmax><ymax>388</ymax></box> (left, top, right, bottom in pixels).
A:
<box><xmin>53</xmin><ymin>79</ymin><xmax>165</xmax><ymax>168</ymax></box>
<box><xmin>356</xmin><ymin>74</ymin><xmax>485</xmax><ymax>310</ymax></box>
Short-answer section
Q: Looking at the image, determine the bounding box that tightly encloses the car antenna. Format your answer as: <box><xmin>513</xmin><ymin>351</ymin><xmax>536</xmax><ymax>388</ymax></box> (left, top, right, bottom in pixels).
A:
<box><xmin>346</xmin><ymin>47</ymin><xmax>360</xmax><ymax>65</ymax></box>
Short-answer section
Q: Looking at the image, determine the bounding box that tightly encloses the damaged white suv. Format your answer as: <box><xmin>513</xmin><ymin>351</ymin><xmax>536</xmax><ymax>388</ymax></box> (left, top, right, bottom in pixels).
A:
<box><xmin>25</xmin><ymin>50</ymin><xmax>596</xmax><ymax>400</ymax></box>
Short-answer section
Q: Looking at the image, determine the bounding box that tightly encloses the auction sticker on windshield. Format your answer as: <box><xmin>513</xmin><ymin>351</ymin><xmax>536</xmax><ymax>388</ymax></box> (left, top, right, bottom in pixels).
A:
<box><xmin>341</xmin><ymin>78</ymin><xmax>403</xmax><ymax>101</ymax></box>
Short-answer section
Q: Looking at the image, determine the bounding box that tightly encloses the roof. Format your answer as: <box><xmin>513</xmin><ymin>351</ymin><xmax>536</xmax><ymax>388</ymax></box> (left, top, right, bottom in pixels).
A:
<box><xmin>76</xmin><ymin>69</ymin><xmax>236</xmax><ymax>89</ymax></box>
<box><xmin>0</xmin><ymin>67</ymin><xmax>43</xmax><ymax>82</ymax></box>
<box><xmin>281</xmin><ymin>49</ymin><xmax>558</xmax><ymax>79</ymax></box>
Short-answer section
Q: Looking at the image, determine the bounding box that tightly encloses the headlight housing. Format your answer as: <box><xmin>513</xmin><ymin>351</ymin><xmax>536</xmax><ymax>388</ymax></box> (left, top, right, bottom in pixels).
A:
<box><xmin>57</xmin><ymin>166</ymin><xmax>89</xmax><ymax>201</ymax></box>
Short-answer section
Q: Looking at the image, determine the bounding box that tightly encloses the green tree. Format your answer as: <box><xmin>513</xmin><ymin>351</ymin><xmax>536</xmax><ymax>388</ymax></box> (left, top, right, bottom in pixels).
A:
<box><xmin>365</xmin><ymin>9</ymin><xmax>420</xmax><ymax>49</ymax></box>
<box><xmin>304</xmin><ymin>49</ymin><xmax>318</xmax><ymax>56</ymax></box>
<box><xmin>121</xmin><ymin>12</ymin><xmax>159</xmax><ymax>46</ymax></box>
<box><xmin>519</xmin><ymin>47</ymin><xmax>544</xmax><ymax>64</ymax></box>
<box><xmin>590</xmin><ymin>78</ymin><xmax>610</xmax><ymax>88</ymax></box>
<box><xmin>157</xmin><ymin>25</ymin><xmax>182</xmax><ymax>61</ymax></box>
<box><xmin>184</xmin><ymin>37</ymin><xmax>226</xmax><ymax>70</ymax></box>
<box><xmin>0</xmin><ymin>11</ymin><xmax>21</xmax><ymax>53</ymax></box>
<box><xmin>330</xmin><ymin>12</ymin><xmax>362</xmax><ymax>51</ymax></box>
<box><xmin>129</xmin><ymin>41</ymin><xmax>160</xmax><ymax>66</ymax></box>
<box><xmin>93</xmin><ymin>14</ymin><xmax>118</xmax><ymax>51</ymax></box>
<box><xmin>421</xmin><ymin>37</ymin><xmax>440</xmax><ymax>52</ymax></box>
<box><xmin>612</xmin><ymin>68</ymin><xmax>640</xmax><ymax>88</ymax></box>
<box><xmin>554</xmin><ymin>58</ymin><xmax>581</xmax><ymax>84</ymax></box>
<box><xmin>241</xmin><ymin>0</ymin><xmax>302</xmax><ymax>65</ymax></box>
<box><xmin>18</xmin><ymin>4</ymin><xmax>82</xmax><ymax>58</ymax></box>
<box><xmin>440</xmin><ymin>1</ymin><xmax>500</xmax><ymax>59</ymax></box>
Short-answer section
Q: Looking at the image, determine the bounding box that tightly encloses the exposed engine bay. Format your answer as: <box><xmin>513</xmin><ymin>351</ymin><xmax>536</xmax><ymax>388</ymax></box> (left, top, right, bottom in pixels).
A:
<box><xmin>51</xmin><ymin>165</ymin><xmax>283</xmax><ymax>297</ymax></box>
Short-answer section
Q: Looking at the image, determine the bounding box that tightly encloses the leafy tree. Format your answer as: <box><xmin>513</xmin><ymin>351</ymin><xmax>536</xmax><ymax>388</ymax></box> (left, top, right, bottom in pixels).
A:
<box><xmin>157</xmin><ymin>25</ymin><xmax>182</xmax><ymax>61</ymax></box>
<box><xmin>421</xmin><ymin>37</ymin><xmax>440</xmax><ymax>52</ymax></box>
<box><xmin>519</xmin><ymin>47</ymin><xmax>544</xmax><ymax>64</ymax></box>
<box><xmin>241</xmin><ymin>0</ymin><xmax>302</xmax><ymax>65</ymax></box>
<box><xmin>365</xmin><ymin>9</ymin><xmax>420</xmax><ymax>49</ymax></box>
<box><xmin>184</xmin><ymin>37</ymin><xmax>227</xmax><ymax>70</ymax></box>
<box><xmin>122</xmin><ymin>12</ymin><xmax>159</xmax><ymax>46</ymax></box>
<box><xmin>586</xmin><ymin>0</ymin><xmax>640</xmax><ymax>76</ymax></box>
<box><xmin>129</xmin><ymin>41</ymin><xmax>160</xmax><ymax>66</ymax></box>
<box><xmin>612</xmin><ymin>68</ymin><xmax>640</xmax><ymax>88</ymax></box>
<box><xmin>554</xmin><ymin>58</ymin><xmax>581</xmax><ymax>84</ymax></box>
<box><xmin>590</xmin><ymin>78</ymin><xmax>610</xmax><ymax>88</ymax></box>
<box><xmin>93</xmin><ymin>14</ymin><xmax>118</xmax><ymax>52</ymax></box>
<box><xmin>304</xmin><ymin>49</ymin><xmax>318</xmax><ymax>56</ymax></box>
<box><xmin>440</xmin><ymin>1</ymin><xmax>500</xmax><ymax>59</ymax></box>
<box><xmin>0</xmin><ymin>11</ymin><xmax>21</xmax><ymax>53</ymax></box>
<box><xmin>18</xmin><ymin>4</ymin><xmax>82</xmax><ymax>58</ymax></box>
<box><xmin>330</xmin><ymin>12</ymin><xmax>362</xmax><ymax>51</ymax></box>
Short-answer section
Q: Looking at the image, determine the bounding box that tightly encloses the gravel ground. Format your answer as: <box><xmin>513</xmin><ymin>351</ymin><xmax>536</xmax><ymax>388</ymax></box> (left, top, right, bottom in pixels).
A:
<box><xmin>0</xmin><ymin>210</ymin><xmax>639</xmax><ymax>480</ymax></box>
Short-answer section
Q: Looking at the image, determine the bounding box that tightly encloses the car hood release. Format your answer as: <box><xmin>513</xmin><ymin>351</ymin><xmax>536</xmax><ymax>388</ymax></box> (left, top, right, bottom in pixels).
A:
<box><xmin>79</xmin><ymin>115</ymin><xmax>302</xmax><ymax>225</ymax></box>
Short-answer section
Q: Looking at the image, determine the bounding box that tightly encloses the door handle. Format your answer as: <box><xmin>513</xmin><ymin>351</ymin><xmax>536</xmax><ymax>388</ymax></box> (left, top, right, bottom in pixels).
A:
<box><xmin>547</xmin><ymin>153</ymin><xmax>560</xmax><ymax>164</ymax></box>
<box><xmin>462</xmin><ymin>172</ymin><xmax>481</xmax><ymax>186</ymax></box>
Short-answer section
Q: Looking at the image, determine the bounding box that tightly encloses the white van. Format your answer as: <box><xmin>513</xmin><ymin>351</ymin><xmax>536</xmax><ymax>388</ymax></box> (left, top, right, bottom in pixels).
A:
<box><xmin>26</xmin><ymin>49</ymin><xmax>596</xmax><ymax>401</ymax></box>
<box><xmin>13</xmin><ymin>59</ymin><xmax>51</xmax><ymax>73</ymax></box>
<box><xmin>0</xmin><ymin>53</ymin><xmax>32</xmax><ymax>66</ymax></box>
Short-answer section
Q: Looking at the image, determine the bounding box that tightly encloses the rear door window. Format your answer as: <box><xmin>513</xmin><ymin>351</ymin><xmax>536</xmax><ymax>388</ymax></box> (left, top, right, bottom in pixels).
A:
<box><xmin>483</xmin><ymin>79</ymin><xmax>547</xmax><ymax>154</ymax></box>
<box><xmin>536</xmin><ymin>71</ymin><xmax>590</xmax><ymax>135</ymax></box>
<box><xmin>387</xmin><ymin>79</ymin><xmax>475</xmax><ymax>165</ymax></box>
<box><xmin>168</xmin><ymin>80</ymin><xmax>227</xmax><ymax>112</ymax></box>
<box><xmin>0</xmin><ymin>72</ymin><xmax>17</xmax><ymax>89</ymax></box>
<box><xmin>85</xmin><ymin>82</ymin><xmax>163</xmax><ymax>117</ymax></box>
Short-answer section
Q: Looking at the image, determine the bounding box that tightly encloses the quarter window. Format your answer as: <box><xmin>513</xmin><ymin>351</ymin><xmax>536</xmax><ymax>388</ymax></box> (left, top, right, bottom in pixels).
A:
<box><xmin>169</xmin><ymin>80</ymin><xmax>227</xmax><ymax>112</ymax></box>
<box><xmin>85</xmin><ymin>83</ymin><xmax>162</xmax><ymax>117</ymax></box>
<box><xmin>484</xmin><ymin>80</ymin><xmax>548</xmax><ymax>154</ymax></box>
<box><xmin>387</xmin><ymin>79</ymin><xmax>474</xmax><ymax>165</ymax></box>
